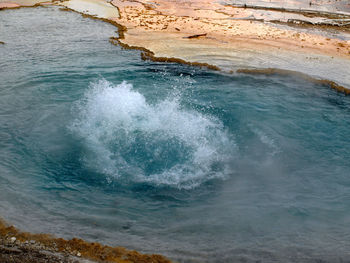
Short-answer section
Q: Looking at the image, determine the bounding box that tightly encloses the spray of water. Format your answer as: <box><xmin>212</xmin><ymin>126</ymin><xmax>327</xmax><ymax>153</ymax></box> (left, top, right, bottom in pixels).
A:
<box><xmin>71</xmin><ymin>79</ymin><xmax>236</xmax><ymax>189</ymax></box>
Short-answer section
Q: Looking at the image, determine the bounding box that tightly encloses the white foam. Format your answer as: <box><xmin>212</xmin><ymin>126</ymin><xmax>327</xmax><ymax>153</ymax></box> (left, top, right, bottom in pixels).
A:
<box><xmin>71</xmin><ymin>79</ymin><xmax>236</xmax><ymax>189</ymax></box>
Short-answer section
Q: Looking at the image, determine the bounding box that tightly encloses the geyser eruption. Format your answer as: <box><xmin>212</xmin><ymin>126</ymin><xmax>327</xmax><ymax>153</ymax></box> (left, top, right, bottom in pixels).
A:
<box><xmin>71</xmin><ymin>79</ymin><xmax>236</xmax><ymax>189</ymax></box>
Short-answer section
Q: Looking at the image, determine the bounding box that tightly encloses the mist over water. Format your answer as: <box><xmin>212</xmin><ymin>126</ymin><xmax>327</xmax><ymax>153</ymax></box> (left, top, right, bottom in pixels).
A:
<box><xmin>1</xmin><ymin>6</ymin><xmax>350</xmax><ymax>263</ymax></box>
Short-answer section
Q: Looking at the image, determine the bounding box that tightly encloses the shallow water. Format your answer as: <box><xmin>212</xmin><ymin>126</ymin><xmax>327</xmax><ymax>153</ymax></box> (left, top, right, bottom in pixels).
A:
<box><xmin>1</xmin><ymin>6</ymin><xmax>350</xmax><ymax>263</ymax></box>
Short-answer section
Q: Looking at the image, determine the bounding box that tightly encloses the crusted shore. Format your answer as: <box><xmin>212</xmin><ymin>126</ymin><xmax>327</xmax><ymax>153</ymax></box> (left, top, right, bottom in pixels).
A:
<box><xmin>1</xmin><ymin>0</ymin><xmax>350</xmax><ymax>93</ymax></box>
<box><xmin>0</xmin><ymin>219</ymin><xmax>171</xmax><ymax>263</ymax></box>
<box><xmin>62</xmin><ymin>0</ymin><xmax>350</xmax><ymax>93</ymax></box>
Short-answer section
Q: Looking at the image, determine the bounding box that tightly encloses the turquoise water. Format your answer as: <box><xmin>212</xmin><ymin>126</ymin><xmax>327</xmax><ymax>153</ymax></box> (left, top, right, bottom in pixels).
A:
<box><xmin>1</xmin><ymin>6</ymin><xmax>350</xmax><ymax>263</ymax></box>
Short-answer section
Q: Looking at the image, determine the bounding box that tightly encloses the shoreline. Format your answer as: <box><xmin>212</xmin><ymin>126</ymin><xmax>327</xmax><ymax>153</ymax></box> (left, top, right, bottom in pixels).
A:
<box><xmin>108</xmin><ymin>0</ymin><xmax>350</xmax><ymax>93</ymax></box>
<box><xmin>0</xmin><ymin>218</ymin><xmax>171</xmax><ymax>263</ymax></box>
<box><xmin>1</xmin><ymin>0</ymin><xmax>350</xmax><ymax>94</ymax></box>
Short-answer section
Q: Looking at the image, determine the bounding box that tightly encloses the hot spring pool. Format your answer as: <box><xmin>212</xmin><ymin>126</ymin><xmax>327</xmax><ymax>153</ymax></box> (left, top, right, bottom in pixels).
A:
<box><xmin>1</xmin><ymin>6</ymin><xmax>350</xmax><ymax>263</ymax></box>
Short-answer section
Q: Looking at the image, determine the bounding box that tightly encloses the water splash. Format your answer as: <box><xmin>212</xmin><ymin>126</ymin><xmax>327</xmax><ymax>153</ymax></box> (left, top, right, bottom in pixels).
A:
<box><xmin>71</xmin><ymin>79</ymin><xmax>236</xmax><ymax>189</ymax></box>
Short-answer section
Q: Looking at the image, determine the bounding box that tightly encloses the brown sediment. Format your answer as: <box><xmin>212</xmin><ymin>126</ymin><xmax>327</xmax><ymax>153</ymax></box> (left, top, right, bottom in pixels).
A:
<box><xmin>237</xmin><ymin>68</ymin><xmax>350</xmax><ymax>95</ymax></box>
<box><xmin>59</xmin><ymin>6</ymin><xmax>71</xmax><ymax>11</ymax></box>
<box><xmin>0</xmin><ymin>219</ymin><xmax>171</xmax><ymax>263</ymax></box>
<box><xmin>140</xmin><ymin>51</ymin><xmax>220</xmax><ymax>70</ymax></box>
<box><xmin>0</xmin><ymin>41</ymin><xmax>5</xmax><ymax>44</ymax></box>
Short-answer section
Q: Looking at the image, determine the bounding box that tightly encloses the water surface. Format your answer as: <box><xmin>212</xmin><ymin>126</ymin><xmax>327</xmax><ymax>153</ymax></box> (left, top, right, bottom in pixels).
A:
<box><xmin>1</xmin><ymin>6</ymin><xmax>350</xmax><ymax>263</ymax></box>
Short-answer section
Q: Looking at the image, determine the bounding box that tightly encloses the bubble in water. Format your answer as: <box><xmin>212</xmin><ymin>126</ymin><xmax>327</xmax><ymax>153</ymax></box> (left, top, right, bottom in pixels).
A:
<box><xmin>71</xmin><ymin>79</ymin><xmax>236</xmax><ymax>189</ymax></box>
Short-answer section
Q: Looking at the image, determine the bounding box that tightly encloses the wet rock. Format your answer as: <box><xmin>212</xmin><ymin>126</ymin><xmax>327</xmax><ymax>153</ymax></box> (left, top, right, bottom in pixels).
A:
<box><xmin>0</xmin><ymin>245</ymin><xmax>22</xmax><ymax>254</ymax></box>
